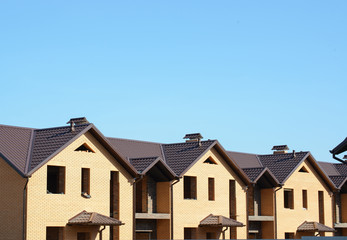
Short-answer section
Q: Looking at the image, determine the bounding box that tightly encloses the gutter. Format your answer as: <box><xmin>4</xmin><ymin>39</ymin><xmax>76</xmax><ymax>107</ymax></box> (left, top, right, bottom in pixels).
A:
<box><xmin>23</xmin><ymin>177</ymin><xmax>29</xmax><ymax>240</ymax></box>
<box><xmin>331</xmin><ymin>153</ymin><xmax>346</xmax><ymax>164</ymax></box>
<box><xmin>170</xmin><ymin>178</ymin><xmax>180</xmax><ymax>240</ymax></box>
<box><xmin>274</xmin><ymin>184</ymin><xmax>283</xmax><ymax>239</ymax></box>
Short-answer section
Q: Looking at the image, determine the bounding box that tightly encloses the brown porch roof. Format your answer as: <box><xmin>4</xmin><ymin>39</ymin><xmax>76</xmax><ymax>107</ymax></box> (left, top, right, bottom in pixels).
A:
<box><xmin>297</xmin><ymin>221</ymin><xmax>335</xmax><ymax>232</ymax></box>
<box><xmin>199</xmin><ymin>214</ymin><xmax>244</xmax><ymax>227</ymax></box>
<box><xmin>68</xmin><ymin>211</ymin><xmax>123</xmax><ymax>226</ymax></box>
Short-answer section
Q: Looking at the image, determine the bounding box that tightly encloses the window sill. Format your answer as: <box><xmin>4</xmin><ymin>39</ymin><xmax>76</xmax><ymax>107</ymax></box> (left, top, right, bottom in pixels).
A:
<box><xmin>81</xmin><ymin>192</ymin><xmax>91</xmax><ymax>199</ymax></box>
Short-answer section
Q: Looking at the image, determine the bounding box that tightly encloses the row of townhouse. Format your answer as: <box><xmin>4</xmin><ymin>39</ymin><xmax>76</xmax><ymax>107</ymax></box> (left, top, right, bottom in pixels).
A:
<box><xmin>0</xmin><ymin>117</ymin><xmax>345</xmax><ymax>240</ymax></box>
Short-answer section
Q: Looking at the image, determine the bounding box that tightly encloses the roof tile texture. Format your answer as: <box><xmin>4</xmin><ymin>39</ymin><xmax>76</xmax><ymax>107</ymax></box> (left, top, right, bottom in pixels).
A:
<box><xmin>0</xmin><ymin>125</ymin><xmax>33</xmax><ymax>173</ymax></box>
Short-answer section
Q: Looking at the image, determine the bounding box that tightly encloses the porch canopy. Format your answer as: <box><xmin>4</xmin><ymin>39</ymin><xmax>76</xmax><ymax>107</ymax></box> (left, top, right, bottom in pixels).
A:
<box><xmin>68</xmin><ymin>210</ymin><xmax>124</xmax><ymax>226</ymax></box>
<box><xmin>297</xmin><ymin>221</ymin><xmax>335</xmax><ymax>233</ymax></box>
<box><xmin>199</xmin><ymin>214</ymin><xmax>244</xmax><ymax>227</ymax></box>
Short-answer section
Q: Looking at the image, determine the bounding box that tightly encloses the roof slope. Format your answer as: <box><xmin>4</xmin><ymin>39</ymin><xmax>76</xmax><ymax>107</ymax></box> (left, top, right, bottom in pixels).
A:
<box><xmin>319</xmin><ymin>161</ymin><xmax>347</xmax><ymax>188</ymax></box>
<box><xmin>0</xmin><ymin>125</ymin><xmax>33</xmax><ymax>174</ymax></box>
<box><xmin>242</xmin><ymin>167</ymin><xmax>265</xmax><ymax>182</ymax></box>
<box><xmin>227</xmin><ymin>151</ymin><xmax>262</xmax><ymax>168</ymax></box>
<box><xmin>107</xmin><ymin>137</ymin><xmax>163</xmax><ymax>160</ymax></box>
<box><xmin>297</xmin><ymin>221</ymin><xmax>335</xmax><ymax>232</ymax></box>
<box><xmin>199</xmin><ymin>214</ymin><xmax>244</xmax><ymax>227</ymax></box>
<box><xmin>257</xmin><ymin>152</ymin><xmax>309</xmax><ymax>183</ymax></box>
<box><xmin>68</xmin><ymin>210</ymin><xmax>123</xmax><ymax>226</ymax></box>
<box><xmin>29</xmin><ymin>124</ymin><xmax>90</xmax><ymax>172</ymax></box>
<box><xmin>0</xmin><ymin>121</ymin><xmax>137</xmax><ymax>177</ymax></box>
<box><xmin>162</xmin><ymin>140</ymin><xmax>216</xmax><ymax>176</ymax></box>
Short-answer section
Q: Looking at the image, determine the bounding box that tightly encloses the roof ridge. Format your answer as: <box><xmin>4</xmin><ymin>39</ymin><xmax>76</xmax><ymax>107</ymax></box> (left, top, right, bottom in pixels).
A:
<box><xmin>107</xmin><ymin>136</ymin><xmax>163</xmax><ymax>145</ymax></box>
<box><xmin>34</xmin><ymin>124</ymin><xmax>90</xmax><ymax>132</ymax></box>
<box><xmin>258</xmin><ymin>151</ymin><xmax>309</xmax><ymax>157</ymax></box>
<box><xmin>129</xmin><ymin>156</ymin><xmax>160</xmax><ymax>160</ymax></box>
<box><xmin>24</xmin><ymin>129</ymin><xmax>36</xmax><ymax>174</ymax></box>
<box><xmin>227</xmin><ymin>150</ymin><xmax>258</xmax><ymax>156</ymax></box>
<box><xmin>0</xmin><ymin>124</ymin><xmax>36</xmax><ymax>130</ymax></box>
<box><xmin>162</xmin><ymin>139</ymin><xmax>216</xmax><ymax>146</ymax></box>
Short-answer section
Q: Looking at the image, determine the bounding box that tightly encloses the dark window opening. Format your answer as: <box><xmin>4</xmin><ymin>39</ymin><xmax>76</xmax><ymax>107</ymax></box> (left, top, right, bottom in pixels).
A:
<box><xmin>46</xmin><ymin>227</ymin><xmax>64</xmax><ymax>240</ymax></box>
<box><xmin>110</xmin><ymin>171</ymin><xmax>120</xmax><ymax>240</ymax></box>
<box><xmin>302</xmin><ymin>190</ymin><xmax>308</xmax><ymax>209</ymax></box>
<box><xmin>203</xmin><ymin>157</ymin><xmax>217</xmax><ymax>164</ymax></box>
<box><xmin>229</xmin><ymin>180</ymin><xmax>237</xmax><ymax>239</ymax></box>
<box><xmin>319</xmin><ymin>191</ymin><xmax>325</xmax><ymax>224</ymax></box>
<box><xmin>75</xmin><ymin>143</ymin><xmax>95</xmax><ymax>153</ymax></box>
<box><xmin>81</xmin><ymin>168</ymin><xmax>90</xmax><ymax>197</ymax></box>
<box><xmin>299</xmin><ymin>166</ymin><xmax>308</xmax><ymax>173</ymax></box>
<box><xmin>184</xmin><ymin>228</ymin><xmax>196</xmax><ymax>239</ymax></box>
<box><xmin>208</xmin><ymin>178</ymin><xmax>215</xmax><ymax>201</ymax></box>
<box><xmin>285</xmin><ymin>232</ymin><xmax>295</xmax><ymax>239</ymax></box>
<box><xmin>47</xmin><ymin>166</ymin><xmax>65</xmax><ymax>194</ymax></box>
<box><xmin>184</xmin><ymin>176</ymin><xmax>197</xmax><ymax>199</ymax></box>
<box><xmin>206</xmin><ymin>232</ymin><xmax>216</xmax><ymax>239</ymax></box>
<box><xmin>77</xmin><ymin>232</ymin><xmax>90</xmax><ymax>240</ymax></box>
<box><xmin>284</xmin><ymin>189</ymin><xmax>294</xmax><ymax>209</ymax></box>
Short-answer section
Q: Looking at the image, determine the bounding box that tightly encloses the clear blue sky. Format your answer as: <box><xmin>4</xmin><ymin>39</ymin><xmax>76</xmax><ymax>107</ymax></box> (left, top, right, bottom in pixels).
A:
<box><xmin>1</xmin><ymin>1</ymin><xmax>346</xmax><ymax>163</ymax></box>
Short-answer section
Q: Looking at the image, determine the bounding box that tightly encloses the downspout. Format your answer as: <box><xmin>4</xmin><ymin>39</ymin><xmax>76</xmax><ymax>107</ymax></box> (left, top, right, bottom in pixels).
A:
<box><xmin>221</xmin><ymin>226</ymin><xmax>228</xmax><ymax>240</ymax></box>
<box><xmin>274</xmin><ymin>185</ymin><xmax>283</xmax><ymax>239</ymax></box>
<box><xmin>98</xmin><ymin>225</ymin><xmax>106</xmax><ymax>240</ymax></box>
<box><xmin>170</xmin><ymin>178</ymin><xmax>180</xmax><ymax>240</ymax></box>
<box><xmin>23</xmin><ymin>177</ymin><xmax>29</xmax><ymax>240</ymax></box>
<box><xmin>132</xmin><ymin>175</ymin><xmax>143</xmax><ymax>240</ymax></box>
<box><xmin>332</xmin><ymin>191</ymin><xmax>338</xmax><ymax>236</ymax></box>
<box><xmin>245</xmin><ymin>185</ymin><xmax>249</xmax><ymax>239</ymax></box>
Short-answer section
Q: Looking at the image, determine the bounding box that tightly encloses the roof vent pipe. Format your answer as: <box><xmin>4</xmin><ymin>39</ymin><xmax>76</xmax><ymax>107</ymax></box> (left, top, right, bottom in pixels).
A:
<box><xmin>67</xmin><ymin>117</ymin><xmax>89</xmax><ymax>132</ymax></box>
<box><xmin>293</xmin><ymin>150</ymin><xmax>296</xmax><ymax>158</ymax></box>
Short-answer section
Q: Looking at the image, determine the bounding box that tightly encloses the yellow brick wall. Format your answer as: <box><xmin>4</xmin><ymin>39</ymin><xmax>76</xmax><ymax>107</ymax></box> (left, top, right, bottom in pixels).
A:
<box><xmin>26</xmin><ymin>132</ymin><xmax>134</xmax><ymax>240</ymax></box>
<box><xmin>0</xmin><ymin>157</ymin><xmax>27</xmax><ymax>240</ymax></box>
<box><xmin>276</xmin><ymin>159</ymin><xmax>334</xmax><ymax>239</ymax></box>
<box><xmin>172</xmin><ymin>147</ymin><xmax>247</xmax><ymax>239</ymax></box>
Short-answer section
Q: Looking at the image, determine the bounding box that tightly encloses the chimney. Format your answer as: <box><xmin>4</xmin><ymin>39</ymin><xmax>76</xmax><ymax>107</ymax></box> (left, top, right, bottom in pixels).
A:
<box><xmin>272</xmin><ymin>145</ymin><xmax>289</xmax><ymax>154</ymax></box>
<box><xmin>67</xmin><ymin>117</ymin><xmax>89</xmax><ymax>131</ymax></box>
<box><xmin>183</xmin><ymin>133</ymin><xmax>203</xmax><ymax>146</ymax></box>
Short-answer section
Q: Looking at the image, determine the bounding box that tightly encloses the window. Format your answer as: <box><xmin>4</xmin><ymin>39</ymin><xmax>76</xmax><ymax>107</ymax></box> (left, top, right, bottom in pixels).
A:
<box><xmin>77</xmin><ymin>232</ymin><xmax>90</xmax><ymax>240</ymax></box>
<box><xmin>203</xmin><ymin>157</ymin><xmax>217</xmax><ymax>164</ymax></box>
<box><xmin>206</xmin><ymin>232</ymin><xmax>216</xmax><ymax>239</ymax></box>
<box><xmin>184</xmin><ymin>228</ymin><xmax>196</xmax><ymax>239</ymax></box>
<box><xmin>47</xmin><ymin>166</ymin><xmax>65</xmax><ymax>194</ymax></box>
<box><xmin>75</xmin><ymin>143</ymin><xmax>95</xmax><ymax>153</ymax></box>
<box><xmin>184</xmin><ymin>176</ymin><xmax>197</xmax><ymax>199</ymax></box>
<box><xmin>208</xmin><ymin>178</ymin><xmax>215</xmax><ymax>201</ymax></box>
<box><xmin>284</xmin><ymin>189</ymin><xmax>294</xmax><ymax>209</ymax></box>
<box><xmin>46</xmin><ymin>227</ymin><xmax>64</xmax><ymax>240</ymax></box>
<box><xmin>319</xmin><ymin>191</ymin><xmax>324</xmax><ymax>224</ymax></box>
<box><xmin>285</xmin><ymin>232</ymin><xmax>294</xmax><ymax>239</ymax></box>
<box><xmin>81</xmin><ymin>168</ymin><xmax>90</xmax><ymax>197</ymax></box>
<box><xmin>302</xmin><ymin>190</ymin><xmax>307</xmax><ymax>209</ymax></box>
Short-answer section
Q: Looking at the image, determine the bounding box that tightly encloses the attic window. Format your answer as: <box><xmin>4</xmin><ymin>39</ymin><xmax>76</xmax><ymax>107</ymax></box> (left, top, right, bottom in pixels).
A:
<box><xmin>299</xmin><ymin>166</ymin><xmax>308</xmax><ymax>173</ymax></box>
<box><xmin>203</xmin><ymin>157</ymin><xmax>217</xmax><ymax>165</ymax></box>
<box><xmin>75</xmin><ymin>143</ymin><xmax>95</xmax><ymax>153</ymax></box>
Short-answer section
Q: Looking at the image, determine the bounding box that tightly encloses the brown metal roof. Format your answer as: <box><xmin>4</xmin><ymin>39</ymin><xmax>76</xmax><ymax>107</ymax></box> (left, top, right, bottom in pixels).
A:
<box><xmin>226</xmin><ymin>151</ymin><xmax>262</xmax><ymax>169</ymax></box>
<box><xmin>297</xmin><ymin>221</ymin><xmax>335</xmax><ymax>232</ymax></box>
<box><xmin>199</xmin><ymin>214</ymin><xmax>244</xmax><ymax>227</ymax></box>
<box><xmin>107</xmin><ymin>137</ymin><xmax>164</xmax><ymax>160</ymax></box>
<box><xmin>0</xmin><ymin>120</ymin><xmax>138</xmax><ymax>178</ymax></box>
<box><xmin>68</xmin><ymin>210</ymin><xmax>123</xmax><ymax>226</ymax></box>
<box><xmin>162</xmin><ymin>140</ymin><xmax>216</xmax><ymax>176</ymax></box>
<box><xmin>0</xmin><ymin>125</ymin><xmax>34</xmax><ymax>174</ymax></box>
<box><xmin>29</xmin><ymin>124</ymin><xmax>91</xmax><ymax>172</ymax></box>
